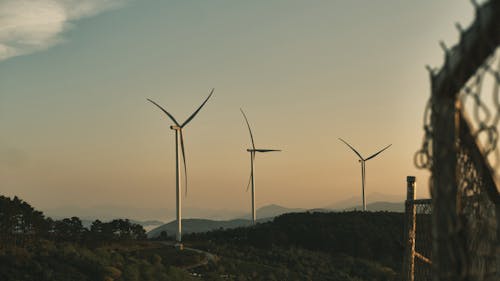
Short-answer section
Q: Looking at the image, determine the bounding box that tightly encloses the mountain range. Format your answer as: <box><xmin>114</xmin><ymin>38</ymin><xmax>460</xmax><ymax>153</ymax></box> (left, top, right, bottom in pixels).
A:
<box><xmin>324</xmin><ymin>192</ymin><xmax>404</xmax><ymax>210</ymax></box>
<box><xmin>147</xmin><ymin>204</ymin><xmax>298</xmax><ymax>238</ymax></box>
<box><xmin>148</xmin><ymin>200</ymin><xmax>405</xmax><ymax>237</ymax></box>
<box><xmin>42</xmin><ymin>192</ymin><xmax>406</xmax><ymax>236</ymax></box>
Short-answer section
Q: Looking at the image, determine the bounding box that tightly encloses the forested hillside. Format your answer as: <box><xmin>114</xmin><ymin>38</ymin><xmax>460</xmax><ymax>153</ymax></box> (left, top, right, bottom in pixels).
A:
<box><xmin>185</xmin><ymin>211</ymin><xmax>405</xmax><ymax>280</ymax></box>
<box><xmin>1</xmin><ymin>195</ymin><xmax>406</xmax><ymax>280</ymax></box>
<box><xmin>0</xmin><ymin>196</ymin><xmax>201</xmax><ymax>281</ymax></box>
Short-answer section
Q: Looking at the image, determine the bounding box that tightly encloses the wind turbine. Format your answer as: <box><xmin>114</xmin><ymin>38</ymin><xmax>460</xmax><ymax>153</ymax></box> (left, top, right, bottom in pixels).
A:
<box><xmin>241</xmin><ymin>109</ymin><xmax>281</xmax><ymax>224</ymax></box>
<box><xmin>147</xmin><ymin>89</ymin><xmax>214</xmax><ymax>243</ymax></box>
<box><xmin>338</xmin><ymin>138</ymin><xmax>391</xmax><ymax>211</ymax></box>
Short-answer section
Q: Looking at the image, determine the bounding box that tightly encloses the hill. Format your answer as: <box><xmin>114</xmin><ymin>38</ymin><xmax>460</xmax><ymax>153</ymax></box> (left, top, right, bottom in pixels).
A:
<box><xmin>0</xmin><ymin>195</ymin><xmax>203</xmax><ymax>281</ymax></box>
<box><xmin>239</xmin><ymin>204</ymin><xmax>306</xmax><ymax>219</ymax></box>
<box><xmin>148</xmin><ymin>202</ymin><xmax>404</xmax><ymax>238</ymax></box>
<box><xmin>1</xmin><ymin>194</ymin><xmax>408</xmax><ymax>280</ymax></box>
<box><xmin>148</xmin><ymin>204</ymin><xmax>301</xmax><ymax>238</ymax></box>
<box><xmin>149</xmin><ymin>218</ymin><xmax>252</xmax><ymax>238</ymax></box>
<box><xmin>184</xmin><ymin>211</ymin><xmax>405</xmax><ymax>280</ymax></box>
<box><xmin>325</xmin><ymin>192</ymin><xmax>403</xmax><ymax>210</ymax></box>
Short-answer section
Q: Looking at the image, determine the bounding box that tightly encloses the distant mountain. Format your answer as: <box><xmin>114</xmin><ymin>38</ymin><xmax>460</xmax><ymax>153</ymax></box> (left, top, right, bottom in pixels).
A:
<box><xmin>148</xmin><ymin>218</ymin><xmax>246</xmax><ymax>238</ymax></box>
<box><xmin>240</xmin><ymin>204</ymin><xmax>306</xmax><ymax>220</ymax></box>
<box><xmin>148</xmin><ymin>218</ymin><xmax>275</xmax><ymax>238</ymax></box>
<box><xmin>43</xmin><ymin>205</ymin><xmax>171</xmax><ymax>222</ymax></box>
<box><xmin>76</xmin><ymin>218</ymin><xmax>164</xmax><ymax>232</ymax></box>
<box><xmin>148</xmin><ymin>204</ymin><xmax>298</xmax><ymax>238</ymax></box>
<box><xmin>306</xmin><ymin>208</ymin><xmax>332</xmax><ymax>213</ymax></box>
<box><xmin>324</xmin><ymin>192</ymin><xmax>403</xmax><ymax>210</ymax></box>
<box><xmin>147</xmin><ymin>201</ymin><xmax>407</xmax><ymax>238</ymax></box>
<box><xmin>43</xmin><ymin>205</ymin><xmax>246</xmax><ymax>222</ymax></box>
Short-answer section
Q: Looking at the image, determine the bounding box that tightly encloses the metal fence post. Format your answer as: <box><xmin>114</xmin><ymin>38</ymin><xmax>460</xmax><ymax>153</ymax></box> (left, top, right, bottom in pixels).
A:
<box><xmin>403</xmin><ymin>176</ymin><xmax>417</xmax><ymax>281</ymax></box>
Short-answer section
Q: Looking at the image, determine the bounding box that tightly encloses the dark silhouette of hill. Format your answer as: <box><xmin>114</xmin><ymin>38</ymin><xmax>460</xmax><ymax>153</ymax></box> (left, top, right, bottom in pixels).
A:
<box><xmin>149</xmin><ymin>218</ymin><xmax>251</xmax><ymax>238</ymax></box>
<box><xmin>186</xmin><ymin>211</ymin><xmax>404</xmax><ymax>271</ymax></box>
<box><xmin>149</xmin><ymin>202</ymin><xmax>404</xmax><ymax>238</ymax></box>
<box><xmin>148</xmin><ymin>204</ymin><xmax>301</xmax><ymax>238</ymax></box>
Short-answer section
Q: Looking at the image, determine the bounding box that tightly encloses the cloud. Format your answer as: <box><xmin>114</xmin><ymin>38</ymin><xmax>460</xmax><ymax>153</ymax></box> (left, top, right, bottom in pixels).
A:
<box><xmin>0</xmin><ymin>0</ymin><xmax>126</xmax><ymax>61</ymax></box>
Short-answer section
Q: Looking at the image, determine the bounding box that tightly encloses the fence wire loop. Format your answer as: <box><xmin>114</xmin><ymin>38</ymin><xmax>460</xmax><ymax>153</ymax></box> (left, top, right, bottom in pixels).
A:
<box><xmin>413</xmin><ymin>1</ymin><xmax>499</xmax><ymax>280</ymax></box>
<box><xmin>415</xmin><ymin>100</ymin><xmax>434</xmax><ymax>170</ymax></box>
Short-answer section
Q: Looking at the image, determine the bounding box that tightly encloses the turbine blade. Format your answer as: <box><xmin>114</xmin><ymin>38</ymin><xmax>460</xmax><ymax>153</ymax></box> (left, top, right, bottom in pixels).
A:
<box><xmin>240</xmin><ymin>108</ymin><xmax>256</xmax><ymax>150</ymax></box>
<box><xmin>246</xmin><ymin>152</ymin><xmax>255</xmax><ymax>191</ymax></box>
<box><xmin>147</xmin><ymin>99</ymin><xmax>180</xmax><ymax>126</ymax></box>
<box><xmin>181</xmin><ymin>88</ymin><xmax>214</xmax><ymax>128</ymax></box>
<box><xmin>179</xmin><ymin>129</ymin><xmax>188</xmax><ymax>197</ymax></box>
<box><xmin>365</xmin><ymin>144</ymin><xmax>392</xmax><ymax>161</ymax></box>
<box><xmin>246</xmin><ymin>169</ymin><xmax>252</xmax><ymax>192</ymax></box>
<box><xmin>338</xmin><ymin>138</ymin><xmax>364</xmax><ymax>160</ymax></box>
<box><xmin>254</xmin><ymin>149</ymin><xmax>281</xmax><ymax>152</ymax></box>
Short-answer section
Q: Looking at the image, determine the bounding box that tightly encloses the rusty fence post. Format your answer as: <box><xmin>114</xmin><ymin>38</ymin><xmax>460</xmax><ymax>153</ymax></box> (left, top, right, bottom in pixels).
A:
<box><xmin>403</xmin><ymin>176</ymin><xmax>417</xmax><ymax>281</ymax></box>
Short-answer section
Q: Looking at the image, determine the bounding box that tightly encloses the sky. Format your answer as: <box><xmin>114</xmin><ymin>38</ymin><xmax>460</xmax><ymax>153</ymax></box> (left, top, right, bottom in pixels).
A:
<box><xmin>0</xmin><ymin>0</ymin><xmax>480</xmax><ymax>219</ymax></box>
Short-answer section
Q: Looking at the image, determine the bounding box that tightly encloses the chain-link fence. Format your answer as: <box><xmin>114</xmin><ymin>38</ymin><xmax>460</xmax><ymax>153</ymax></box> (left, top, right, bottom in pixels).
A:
<box><xmin>415</xmin><ymin>1</ymin><xmax>500</xmax><ymax>280</ymax></box>
<box><xmin>414</xmin><ymin>200</ymin><xmax>432</xmax><ymax>281</ymax></box>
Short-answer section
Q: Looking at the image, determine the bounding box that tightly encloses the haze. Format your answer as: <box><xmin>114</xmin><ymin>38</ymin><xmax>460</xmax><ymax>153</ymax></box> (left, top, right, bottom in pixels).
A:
<box><xmin>0</xmin><ymin>1</ymin><xmax>476</xmax><ymax>220</ymax></box>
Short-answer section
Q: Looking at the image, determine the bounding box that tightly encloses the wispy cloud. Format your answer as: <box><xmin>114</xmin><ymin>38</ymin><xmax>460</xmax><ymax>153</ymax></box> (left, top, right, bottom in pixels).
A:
<box><xmin>0</xmin><ymin>0</ymin><xmax>126</xmax><ymax>61</ymax></box>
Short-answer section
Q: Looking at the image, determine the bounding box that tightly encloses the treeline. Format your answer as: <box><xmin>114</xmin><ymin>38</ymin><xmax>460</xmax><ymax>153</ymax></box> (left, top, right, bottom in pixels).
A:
<box><xmin>0</xmin><ymin>196</ymin><xmax>146</xmax><ymax>247</ymax></box>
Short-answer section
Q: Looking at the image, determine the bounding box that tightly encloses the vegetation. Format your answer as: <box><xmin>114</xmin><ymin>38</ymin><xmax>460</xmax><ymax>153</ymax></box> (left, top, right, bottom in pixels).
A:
<box><xmin>0</xmin><ymin>196</ymin><xmax>202</xmax><ymax>280</ymax></box>
<box><xmin>0</xmin><ymin>240</ymin><xmax>203</xmax><ymax>281</ymax></box>
<box><xmin>185</xmin><ymin>211</ymin><xmax>404</xmax><ymax>281</ymax></box>
<box><xmin>1</xmin><ymin>195</ymin><xmax>406</xmax><ymax>280</ymax></box>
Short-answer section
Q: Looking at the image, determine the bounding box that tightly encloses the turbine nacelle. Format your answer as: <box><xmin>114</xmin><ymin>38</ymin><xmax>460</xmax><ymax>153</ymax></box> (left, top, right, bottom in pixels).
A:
<box><xmin>170</xmin><ymin>125</ymin><xmax>181</xmax><ymax>130</ymax></box>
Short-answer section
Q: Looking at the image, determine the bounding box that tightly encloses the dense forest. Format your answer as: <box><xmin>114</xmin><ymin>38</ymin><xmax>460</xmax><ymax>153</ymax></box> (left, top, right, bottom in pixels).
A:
<box><xmin>184</xmin><ymin>211</ymin><xmax>405</xmax><ymax>281</ymax></box>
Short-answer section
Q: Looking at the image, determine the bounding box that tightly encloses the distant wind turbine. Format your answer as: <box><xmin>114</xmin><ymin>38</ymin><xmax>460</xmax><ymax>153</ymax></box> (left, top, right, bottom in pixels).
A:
<box><xmin>241</xmin><ymin>109</ymin><xmax>281</xmax><ymax>224</ymax></box>
<box><xmin>338</xmin><ymin>138</ymin><xmax>391</xmax><ymax>211</ymax></box>
<box><xmin>147</xmin><ymin>89</ymin><xmax>214</xmax><ymax>243</ymax></box>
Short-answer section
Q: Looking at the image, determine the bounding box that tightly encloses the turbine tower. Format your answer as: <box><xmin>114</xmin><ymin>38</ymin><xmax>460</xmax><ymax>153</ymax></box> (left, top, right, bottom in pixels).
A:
<box><xmin>147</xmin><ymin>89</ymin><xmax>214</xmax><ymax>243</ymax></box>
<box><xmin>338</xmin><ymin>138</ymin><xmax>391</xmax><ymax>211</ymax></box>
<box><xmin>241</xmin><ymin>109</ymin><xmax>280</xmax><ymax>224</ymax></box>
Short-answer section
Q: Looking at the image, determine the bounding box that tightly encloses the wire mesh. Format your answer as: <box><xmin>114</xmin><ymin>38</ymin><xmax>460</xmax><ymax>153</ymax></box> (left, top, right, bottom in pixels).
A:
<box><xmin>456</xmin><ymin>116</ymin><xmax>499</xmax><ymax>280</ymax></box>
<box><xmin>460</xmin><ymin>48</ymin><xmax>500</xmax><ymax>178</ymax></box>
<box><xmin>414</xmin><ymin>1</ymin><xmax>499</xmax><ymax>280</ymax></box>
<box><xmin>414</xmin><ymin>200</ymin><xmax>432</xmax><ymax>281</ymax></box>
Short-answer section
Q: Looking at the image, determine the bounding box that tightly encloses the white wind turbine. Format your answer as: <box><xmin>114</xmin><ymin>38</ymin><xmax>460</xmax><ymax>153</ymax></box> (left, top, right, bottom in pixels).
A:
<box><xmin>241</xmin><ymin>109</ymin><xmax>281</xmax><ymax>224</ymax></box>
<box><xmin>147</xmin><ymin>89</ymin><xmax>214</xmax><ymax>243</ymax></box>
<box><xmin>339</xmin><ymin>138</ymin><xmax>391</xmax><ymax>211</ymax></box>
